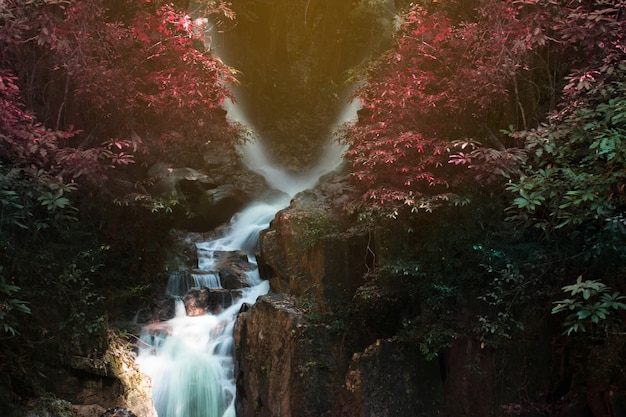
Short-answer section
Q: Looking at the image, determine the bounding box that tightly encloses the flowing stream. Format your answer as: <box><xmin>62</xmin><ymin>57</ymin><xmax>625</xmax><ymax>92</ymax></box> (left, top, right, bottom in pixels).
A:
<box><xmin>136</xmin><ymin>100</ymin><xmax>359</xmax><ymax>417</ymax></box>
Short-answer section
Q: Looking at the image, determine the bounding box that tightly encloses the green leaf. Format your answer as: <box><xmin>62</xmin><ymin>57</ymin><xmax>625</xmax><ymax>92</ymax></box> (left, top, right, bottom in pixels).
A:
<box><xmin>513</xmin><ymin>197</ymin><xmax>529</xmax><ymax>209</ymax></box>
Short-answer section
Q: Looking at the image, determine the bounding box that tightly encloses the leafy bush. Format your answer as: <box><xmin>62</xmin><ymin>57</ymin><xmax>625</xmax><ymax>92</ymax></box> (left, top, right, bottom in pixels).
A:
<box><xmin>505</xmin><ymin>69</ymin><xmax>626</xmax><ymax>234</ymax></box>
<box><xmin>552</xmin><ymin>276</ymin><xmax>626</xmax><ymax>336</ymax></box>
<box><xmin>0</xmin><ymin>269</ymin><xmax>31</xmax><ymax>337</ymax></box>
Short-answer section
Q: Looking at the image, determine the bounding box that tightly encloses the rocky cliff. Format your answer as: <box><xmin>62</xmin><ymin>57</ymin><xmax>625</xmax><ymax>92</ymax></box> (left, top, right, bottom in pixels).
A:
<box><xmin>231</xmin><ymin>172</ymin><xmax>625</xmax><ymax>417</ymax></box>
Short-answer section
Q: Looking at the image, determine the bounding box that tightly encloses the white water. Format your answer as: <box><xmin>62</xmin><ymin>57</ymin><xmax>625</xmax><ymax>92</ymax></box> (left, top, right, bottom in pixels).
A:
<box><xmin>136</xmin><ymin>98</ymin><xmax>359</xmax><ymax>417</ymax></box>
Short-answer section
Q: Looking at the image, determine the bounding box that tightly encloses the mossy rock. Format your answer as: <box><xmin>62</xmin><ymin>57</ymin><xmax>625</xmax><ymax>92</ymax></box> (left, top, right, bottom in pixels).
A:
<box><xmin>16</xmin><ymin>396</ymin><xmax>76</xmax><ymax>417</ymax></box>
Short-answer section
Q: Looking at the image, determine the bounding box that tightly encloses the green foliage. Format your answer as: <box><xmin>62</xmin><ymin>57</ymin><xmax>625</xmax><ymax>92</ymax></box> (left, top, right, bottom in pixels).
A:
<box><xmin>0</xmin><ymin>165</ymin><xmax>78</xmax><ymax>240</ymax></box>
<box><xmin>475</xmin><ymin>262</ymin><xmax>529</xmax><ymax>345</ymax></box>
<box><xmin>552</xmin><ymin>276</ymin><xmax>626</xmax><ymax>336</ymax></box>
<box><xmin>289</xmin><ymin>211</ymin><xmax>339</xmax><ymax>255</ymax></box>
<box><xmin>0</xmin><ymin>268</ymin><xmax>31</xmax><ymax>337</ymax></box>
<box><xmin>354</xmin><ymin>253</ymin><xmax>457</xmax><ymax>361</ymax></box>
<box><xmin>506</xmin><ymin>73</ymin><xmax>626</xmax><ymax>233</ymax></box>
<box><xmin>504</xmin><ymin>2</ymin><xmax>626</xmax><ymax>236</ymax></box>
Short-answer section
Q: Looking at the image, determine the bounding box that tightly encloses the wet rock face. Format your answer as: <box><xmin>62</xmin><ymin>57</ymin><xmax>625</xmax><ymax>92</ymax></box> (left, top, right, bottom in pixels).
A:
<box><xmin>234</xmin><ymin>176</ymin><xmax>499</xmax><ymax>417</ymax></box>
<box><xmin>234</xmin><ymin>293</ymin><xmax>450</xmax><ymax>417</ymax></box>
<box><xmin>214</xmin><ymin>250</ymin><xmax>257</xmax><ymax>289</ymax></box>
<box><xmin>183</xmin><ymin>287</ymin><xmax>211</xmax><ymax>316</ymax></box>
<box><xmin>22</xmin><ymin>333</ymin><xmax>158</xmax><ymax>417</ymax></box>
<box><xmin>234</xmin><ymin>294</ymin><xmax>304</xmax><ymax>417</ymax></box>
<box><xmin>182</xmin><ymin>286</ymin><xmax>242</xmax><ymax>316</ymax></box>
<box><xmin>234</xmin><ymin>294</ymin><xmax>345</xmax><ymax>417</ymax></box>
<box><xmin>259</xmin><ymin>187</ymin><xmax>373</xmax><ymax>310</ymax></box>
<box><xmin>103</xmin><ymin>333</ymin><xmax>158</xmax><ymax>417</ymax></box>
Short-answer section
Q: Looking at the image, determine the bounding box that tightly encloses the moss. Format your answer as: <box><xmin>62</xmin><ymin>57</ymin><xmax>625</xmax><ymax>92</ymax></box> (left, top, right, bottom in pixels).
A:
<box><xmin>289</xmin><ymin>211</ymin><xmax>339</xmax><ymax>256</ymax></box>
<box><xmin>17</xmin><ymin>395</ymin><xmax>76</xmax><ymax>417</ymax></box>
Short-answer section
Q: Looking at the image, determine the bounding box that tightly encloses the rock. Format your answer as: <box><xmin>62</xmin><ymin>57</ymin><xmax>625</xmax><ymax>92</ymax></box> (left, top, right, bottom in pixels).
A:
<box><xmin>214</xmin><ymin>250</ymin><xmax>255</xmax><ymax>271</ymax></box>
<box><xmin>46</xmin><ymin>332</ymin><xmax>157</xmax><ymax>417</ymax></box>
<box><xmin>148</xmin><ymin>165</ymin><xmax>214</xmax><ymax>192</ymax></box>
<box><xmin>100</xmin><ymin>407</ymin><xmax>137</xmax><ymax>417</ymax></box>
<box><xmin>214</xmin><ymin>250</ymin><xmax>258</xmax><ymax>289</ymax></box>
<box><xmin>104</xmin><ymin>332</ymin><xmax>158</xmax><ymax>417</ymax></box>
<box><xmin>234</xmin><ymin>294</ymin><xmax>306</xmax><ymax>417</ymax></box>
<box><xmin>73</xmin><ymin>404</ymin><xmax>106</xmax><ymax>417</ymax></box>
<box><xmin>202</xmin><ymin>141</ymin><xmax>272</xmax><ymax>205</ymax></box>
<box><xmin>182</xmin><ymin>286</ymin><xmax>243</xmax><ymax>316</ymax></box>
<box><xmin>163</xmin><ymin>231</ymin><xmax>201</xmax><ymax>272</ymax></box>
<box><xmin>219</xmin><ymin>266</ymin><xmax>247</xmax><ymax>289</ymax></box>
<box><xmin>134</xmin><ymin>297</ymin><xmax>176</xmax><ymax>324</ymax></box>
<box><xmin>259</xmin><ymin>192</ymin><xmax>373</xmax><ymax>309</ymax></box>
<box><xmin>341</xmin><ymin>339</ymin><xmax>444</xmax><ymax>417</ymax></box>
<box><xmin>16</xmin><ymin>396</ymin><xmax>76</xmax><ymax>417</ymax></box>
<box><xmin>207</xmin><ymin>288</ymin><xmax>242</xmax><ymax>314</ymax></box>
<box><xmin>234</xmin><ymin>293</ymin><xmax>341</xmax><ymax>417</ymax></box>
<box><xmin>147</xmin><ymin>164</ymin><xmax>249</xmax><ymax>232</ymax></box>
<box><xmin>182</xmin><ymin>287</ymin><xmax>210</xmax><ymax>316</ymax></box>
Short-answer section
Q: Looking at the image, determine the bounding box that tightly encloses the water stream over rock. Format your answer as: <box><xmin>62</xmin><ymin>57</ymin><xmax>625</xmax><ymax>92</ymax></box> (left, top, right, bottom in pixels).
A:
<box><xmin>135</xmin><ymin>99</ymin><xmax>359</xmax><ymax>417</ymax></box>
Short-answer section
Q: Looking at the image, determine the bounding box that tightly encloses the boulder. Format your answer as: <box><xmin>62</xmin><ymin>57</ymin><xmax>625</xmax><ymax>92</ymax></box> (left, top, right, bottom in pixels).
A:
<box><xmin>163</xmin><ymin>230</ymin><xmax>201</xmax><ymax>272</ymax></box>
<box><xmin>182</xmin><ymin>286</ymin><xmax>243</xmax><ymax>316</ymax></box>
<box><xmin>182</xmin><ymin>287</ymin><xmax>210</xmax><ymax>316</ymax></box>
<box><xmin>22</xmin><ymin>333</ymin><xmax>157</xmax><ymax>417</ymax></box>
<box><xmin>219</xmin><ymin>266</ymin><xmax>246</xmax><ymax>289</ymax></box>
<box><xmin>207</xmin><ymin>288</ymin><xmax>242</xmax><ymax>314</ymax></box>
<box><xmin>16</xmin><ymin>397</ymin><xmax>76</xmax><ymax>417</ymax></box>
<box><xmin>214</xmin><ymin>250</ymin><xmax>258</xmax><ymax>289</ymax></box>
<box><xmin>258</xmin><ymin>188</ymin><xmax>373</xmax><ymax>309</ymax></box>
<box><xmin>148</xmin><ymin>164</ymin><xmax>215</xmax><ymax>194</ymax></box>
<box><xmin>202</xmin><ymin>144</ymin><xmax>268</xmax><ymax>198</ymax></box>
<box><xmin>214</xmin><ymin>250</ymin><xmax>256</xmax><ymax>271</ymax></box>
<box><xmin>104</xmin><ymin>332</ymin><xmax>157</xmax><ymax>417</ymax></box>
<box><xmin>134</xmin><ymin>297</ymin><xmax>176</xmax><ymax>324</ymax></box>
<box><xmin>100</xmin><ymin>407</ymin><xmax>138</xmax><ymax>417</ymax></box>
<box><xmin>234</xmin><ymin>293</ymin><xmax>330</xmax><ymax>417</ymax></box>
<box><xmin>147</xmin><ymin>164</ymin><xmax>249</xmax><ymax>232</ymax></box>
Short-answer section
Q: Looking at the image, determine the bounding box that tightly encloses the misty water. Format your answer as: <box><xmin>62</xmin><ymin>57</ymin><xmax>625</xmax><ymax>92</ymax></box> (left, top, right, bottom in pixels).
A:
<box><xmin>135</xmin><ymin>100</ymin><xmax>359</xmax><ymax>417</ymax></box>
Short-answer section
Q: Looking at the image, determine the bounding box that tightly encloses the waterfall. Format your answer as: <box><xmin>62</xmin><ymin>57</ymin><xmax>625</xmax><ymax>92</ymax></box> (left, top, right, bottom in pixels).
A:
<box><xmin>136</xmin><ymin>98</ymin><xmax>360</xmax><ymax>417</ymax></box>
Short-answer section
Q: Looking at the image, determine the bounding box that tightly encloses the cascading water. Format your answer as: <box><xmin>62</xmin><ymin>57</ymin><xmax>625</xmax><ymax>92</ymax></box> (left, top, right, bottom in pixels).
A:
<box><xmin>136</xmin><ymin>99</ymin><xmax>360</xmax><ymax>417</ymax></box>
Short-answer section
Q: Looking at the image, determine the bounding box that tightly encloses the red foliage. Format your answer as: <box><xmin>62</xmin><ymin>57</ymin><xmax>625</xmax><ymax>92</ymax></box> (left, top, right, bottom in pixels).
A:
<box><xmin>0</xmin><ymin>69</ymin><xmax>71</xmax><ymax>169</ymax></box>
<box><xmin>344</xmin><ymin>0</ymin><xmax>552</xmax><ymax>215</ymax></box>
<box><xmin>0</xmin><ymin>68</ymin><xmax>133</xmax><ymax>187</ymax></box>
<box><xmin>0</xmin><ymin>0</ymin><xmax>238</xmax><ymax>191</ymax></box>
<box><xmin>0</xmin><ymin>0</ymin><xmax>236</xmax><ymax>160</ymax></box>
<box><xmin>60</xmin><ymin>0</ymin><xmax>236</xmax><ymax>141</ymax></box>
